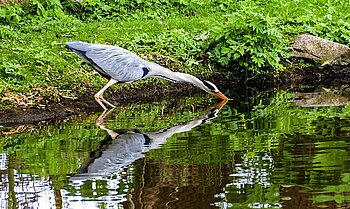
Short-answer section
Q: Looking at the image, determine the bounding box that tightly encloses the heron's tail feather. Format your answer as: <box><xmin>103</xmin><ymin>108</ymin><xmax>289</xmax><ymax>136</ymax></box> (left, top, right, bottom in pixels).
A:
<box><xmin>66</xmin><ymin>41</ymin><xmax>112</xmax><ymax>80</ymax></box>
<box><xmin>66</xmin><ymin>41</ymin><xmax>91</xmax><ymax>52</ymax></box>
<box><xmin>66</xmin><ymin>41</ymin><xmax>92</xmax><ymax>62</ymax></box>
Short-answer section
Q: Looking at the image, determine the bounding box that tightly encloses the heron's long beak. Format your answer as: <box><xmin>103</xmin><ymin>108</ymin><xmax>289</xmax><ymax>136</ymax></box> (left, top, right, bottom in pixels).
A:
<box><xmin>214</xmin><ymin>91</ymin><xmax>229</xmax><ymax>100</ymax></box>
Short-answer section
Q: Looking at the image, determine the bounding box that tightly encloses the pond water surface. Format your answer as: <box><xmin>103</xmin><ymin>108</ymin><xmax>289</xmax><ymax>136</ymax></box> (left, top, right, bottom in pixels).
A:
<box><xmin>1</xmin><ymin>87</ymin><xmax>350</xmax><ymax>209</ymax></box>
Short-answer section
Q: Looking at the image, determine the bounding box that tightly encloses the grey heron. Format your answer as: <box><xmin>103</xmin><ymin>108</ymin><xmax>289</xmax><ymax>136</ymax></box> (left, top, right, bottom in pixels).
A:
<box><xmin>66</xmin><ymin>41</ymin><xmax>228</xmax><ymax>110</ymax></box>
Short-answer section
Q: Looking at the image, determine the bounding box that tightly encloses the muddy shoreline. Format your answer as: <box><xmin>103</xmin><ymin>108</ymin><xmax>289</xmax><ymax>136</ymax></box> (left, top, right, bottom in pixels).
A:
<box><xmin>1</xmin><ymin>66</ymin><xmax>349</xmax><ymax>125</ymax></box>
<box><xmin>0</xmin><ymin>82</ymin><xmax>213</xmax><ymax>125</ymax></box>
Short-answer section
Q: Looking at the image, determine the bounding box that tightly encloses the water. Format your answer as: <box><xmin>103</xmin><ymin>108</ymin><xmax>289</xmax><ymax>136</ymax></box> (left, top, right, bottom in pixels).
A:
<box><xmin>1</xmin><ymin>87</ymin><xmax>350</xmax><ymax>209</ymax></box>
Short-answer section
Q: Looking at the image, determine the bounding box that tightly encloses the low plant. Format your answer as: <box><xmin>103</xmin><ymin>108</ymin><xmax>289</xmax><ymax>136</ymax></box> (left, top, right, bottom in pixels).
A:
<box><xmin>204</xmin><ymin>2</ymin><xmax>291</xmax><ymax>75</ymax></box>
<box><xmin>128</xmin><ymin>30</ymin><xmax>204</xmax><ymax>67</ymax></box>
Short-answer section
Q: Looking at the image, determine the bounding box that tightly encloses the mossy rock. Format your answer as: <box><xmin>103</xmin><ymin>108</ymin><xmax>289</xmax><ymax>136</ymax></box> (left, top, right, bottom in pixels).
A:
<box><xmin>292</xmin><ymin>34</ymin><xmax>350</xmax><ymax>67</ymax></box>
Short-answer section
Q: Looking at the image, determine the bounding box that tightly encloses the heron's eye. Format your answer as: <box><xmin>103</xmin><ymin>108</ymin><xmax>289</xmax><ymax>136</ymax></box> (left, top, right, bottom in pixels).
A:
<box><xmin>202</xmin><ymin>80</ymin><xmax>217</xmax><ymax>92</ymax></box>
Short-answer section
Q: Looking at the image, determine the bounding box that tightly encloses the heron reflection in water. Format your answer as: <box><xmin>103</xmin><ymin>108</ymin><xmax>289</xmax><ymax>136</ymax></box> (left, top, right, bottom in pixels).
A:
<box><xmin>71</xmin><ymin>100</ymin><xmax>227</xmax><ymax>180</ymax></box>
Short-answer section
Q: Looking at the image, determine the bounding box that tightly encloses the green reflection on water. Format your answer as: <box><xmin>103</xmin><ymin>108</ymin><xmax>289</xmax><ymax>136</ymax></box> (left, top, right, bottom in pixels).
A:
<box><xmin>1</xmin><ymin>90</ymin><xmax>350</xmax><ymax>208</ymax></box>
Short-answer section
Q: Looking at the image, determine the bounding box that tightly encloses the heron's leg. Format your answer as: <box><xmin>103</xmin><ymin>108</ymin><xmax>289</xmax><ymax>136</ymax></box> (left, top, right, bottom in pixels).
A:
<box><xmin>95</xmin><ymin>79</ymin><xmax>118</xmax><ymax>110</ymax></box>
<box><xmin>95</xmin><ymin>98</ymin><xmax>107</xmax><ymax>110</ymax></box>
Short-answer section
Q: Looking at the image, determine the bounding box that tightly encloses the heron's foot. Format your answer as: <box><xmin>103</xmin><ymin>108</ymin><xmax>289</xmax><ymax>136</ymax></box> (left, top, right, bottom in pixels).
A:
<box><xmin>101</xmin><ymin>97</ymin><xmax>116</xmax><ymax>108</ymax></box>
<box><xmin>94</xmin><ymin>94</ymin><xmax>115</xmax><ymax>110</ymax></box>
<box><xmin>94</xmin><ymin>95</ymin><xmax>108</xmax><ymax>110</ymax></box>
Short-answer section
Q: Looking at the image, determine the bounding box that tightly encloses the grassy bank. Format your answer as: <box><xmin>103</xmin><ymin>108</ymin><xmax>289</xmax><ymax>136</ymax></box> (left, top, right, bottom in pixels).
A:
<box><xmin>1</xmin><ymin>0</ymin><xmax>349</xmax><ymax>110</ymax></box>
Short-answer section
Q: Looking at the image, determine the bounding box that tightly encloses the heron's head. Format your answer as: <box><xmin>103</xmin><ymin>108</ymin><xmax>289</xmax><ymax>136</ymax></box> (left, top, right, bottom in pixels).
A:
<box><xmin>201</xmin><ymin>80</ymin><xmax>228</xmax><ymax>100</ymax></box>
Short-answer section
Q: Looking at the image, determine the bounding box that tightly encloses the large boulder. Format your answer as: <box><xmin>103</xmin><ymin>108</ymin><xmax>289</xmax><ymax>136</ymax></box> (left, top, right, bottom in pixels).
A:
<box><xmin>292</xmin><ymin>34</ymin><xmax>350</xmax><ymax>66</ymax></box>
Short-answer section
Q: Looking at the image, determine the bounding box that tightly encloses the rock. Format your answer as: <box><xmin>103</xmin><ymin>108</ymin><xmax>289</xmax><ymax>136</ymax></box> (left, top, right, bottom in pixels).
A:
<box><xmin>292</xmin><ymin>34</ymin><xmax>350</xmax><ymax>66</ymax></box>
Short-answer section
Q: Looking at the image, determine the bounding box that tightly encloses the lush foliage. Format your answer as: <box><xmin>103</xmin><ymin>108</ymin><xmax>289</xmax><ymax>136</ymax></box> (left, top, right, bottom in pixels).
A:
<box><xmin>206</xmin><ymin>3</ymin><xmax>289</xmax><ymax>73</ymax></box>
<box><xmin>61</xmin><ymin>0</ymin><xmax>233</xmax><ymax>20</ymax></box>
<box><xmin>0</xmin><ymin>0</ymin><xmax>235</xmax><ymax>22</ymax></box>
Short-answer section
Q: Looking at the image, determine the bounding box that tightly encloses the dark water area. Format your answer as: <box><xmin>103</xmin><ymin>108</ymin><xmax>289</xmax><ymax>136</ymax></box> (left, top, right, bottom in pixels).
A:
<box><xmin>1</xmin><ymin>86</ymin><xmax>350</xmax><ymax>209</ymax></box>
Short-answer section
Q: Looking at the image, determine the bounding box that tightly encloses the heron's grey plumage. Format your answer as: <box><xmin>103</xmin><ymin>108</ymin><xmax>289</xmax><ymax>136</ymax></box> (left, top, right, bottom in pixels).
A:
<box><xmin>66</xmin><ymin>41</ymin><xmax>158</xmax><ymax>82</ymax></box>
<box><xmin>66</xmin><ymin>41</ymin><xmax>228</xmax><ymax>109</ymax></box>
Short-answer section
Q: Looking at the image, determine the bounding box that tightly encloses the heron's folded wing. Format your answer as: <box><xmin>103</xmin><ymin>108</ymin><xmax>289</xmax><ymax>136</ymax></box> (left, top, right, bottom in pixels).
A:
<box><xmin>85</xmin><ymin>48</ymin><xmax>147</xmax><ymax>82</ymax></box>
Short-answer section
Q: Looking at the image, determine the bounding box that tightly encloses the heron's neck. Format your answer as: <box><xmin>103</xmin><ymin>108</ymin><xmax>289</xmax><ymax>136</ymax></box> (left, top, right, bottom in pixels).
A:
<box><xmin>174</xmin><ymin>72</ymin><xmax>203</xmax><ymax>87</ymax></box>
<box><xmin>150</xmin><ymin>63</ymin><xmax>205</xmax><ymax>90</ymax></box>
<box><xmin>159</xmin><ymin>69</ymin><xmax>203</xmax><ymax>86</ymax></box>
